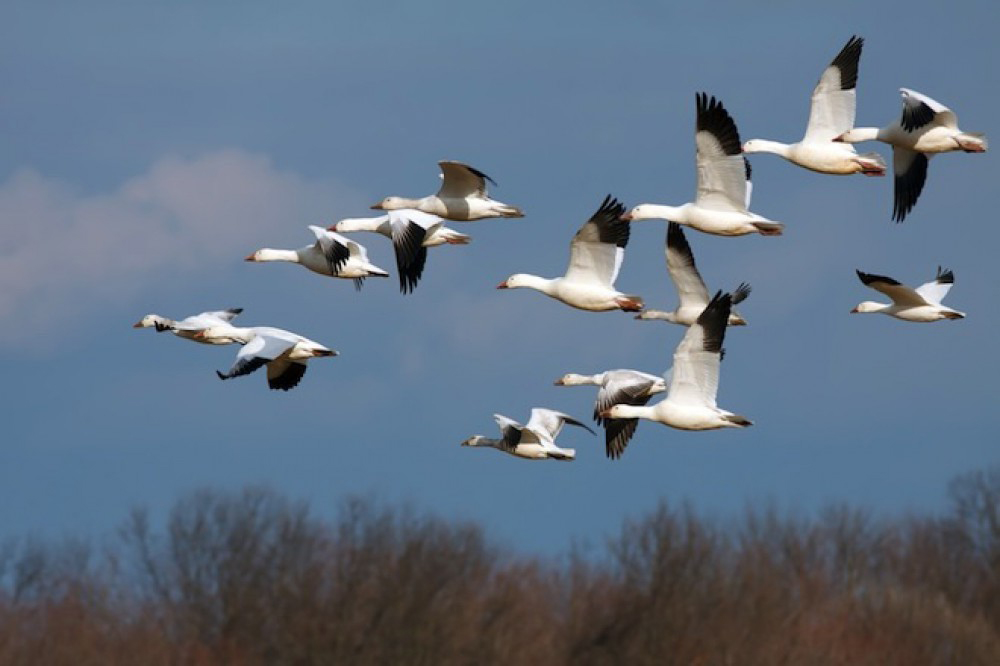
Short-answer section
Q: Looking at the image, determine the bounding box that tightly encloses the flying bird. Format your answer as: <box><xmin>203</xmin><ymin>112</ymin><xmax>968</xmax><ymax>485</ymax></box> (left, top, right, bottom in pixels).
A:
<box><xmin>852</xmin><ymin>267</ymin><xmax>965</xmax><ymax>322</ymax></box>
<box><xmin>133</xmin><ymin>308</ymin><xmax>243</xmax><ymax>344</ymax></box>
<box><xmin>461</xmin><ymin>408</ymin><xmax>595</xmax><ymax>461</ymax></box>
<box><xmin>329</xmin><ymin>209</ymin><xmax>470</xmax><ymax>293</ymax></box>
<box><xmin>600</xmin><ymin>291</ymin><xmax>752</xmax><ymax>431</ymax></box>
<box><xmin>743</xmin><ymin>36</ymin><xmax>887</xmax><ymax>176</ymax></box>
<box><xmin>636</xmin><ymin>222</ymin><xmax>751</xmax><ymax>326</ymax></box>
<box><xmin>195</xmin><ymin>326</ymin><xmax>338</xmax><ymax>391</ymax></box>
<box><xmin>245</xmin><ymin>226</ymin><xmax>389</xmax><ymax>290</ymax></box>
<box><xmin>497</xmin><ymin>194</ymin><xmax>644</xmax><ymax>311</ymax></box>
<box><xmin>554</xmin><ymin>370</ymin><xmax>667</xmax><ymax>459</ymax></box>
<box><xmin>371</xmin><ymin>160</ymin><xmax>524</xmax><ymax>221</ymax></box>
<box><xmin>835</xmin><ymin>88</ymin><xmax>987</xmax><ymax>221</ymax></box>
<box><xmin>623</xmin><ymin>93</ymin><xmax>783</xmax><ymax>236</ymax></box>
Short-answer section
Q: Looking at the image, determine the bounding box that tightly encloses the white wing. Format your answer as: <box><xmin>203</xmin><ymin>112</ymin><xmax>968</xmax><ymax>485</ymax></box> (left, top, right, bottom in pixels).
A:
<box><xmin>525</xmin><ymin>408</ymin><xmax>594</xmax><ymax>443</ymax></box>
<box><xmin>564</xmin><ymin>195</ymin><xmax>629</xmax><ymax>286</ymax></box>
<box><xmin>693</xmin><ymin>94</ymin><xmax>747</xmax><ymax>212</ymax></box>
<box><xmin>436</xmin><ymin>161</ymin><xmax>495</xmax><ymax>198</ymax></box>
<box><xmin>914</xmin><ymin>267</ymin><xmax>955</xmax><ymax>305</ymax></box>
<box><xmin>804</xmin><ymin>36</ymin><xmax>862</xmax><ymax>142</ymax></box>
<box><xmin>666</xmin><ymin>293</ymin><xmax>730</xmax><ymax>407</ymax></box>
<box><xmin>855</xmin><ymin>271</ymin><xmax>928</xmax><ymax>306</ymax></box>
<box><xmin>665</xmin><ymin>222</ymin><xmax>710</xmax><ymax>310</ymax></box>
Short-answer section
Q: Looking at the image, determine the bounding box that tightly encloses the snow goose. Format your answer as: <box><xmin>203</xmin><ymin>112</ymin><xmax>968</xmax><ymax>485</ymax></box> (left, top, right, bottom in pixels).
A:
<box><xmin>600</xmin><ymin>291</ymin><xmax>752</xmax><ymax>431</ymax></box>
<box><xmin>329</xmin><ymin>209</ymin><xmax>470</xmax><ymax>293</ymax></box>
<box><xmin>852</xmin><ymin>267</ymin><xmax>965</xmax><ymax>322</ymax></box>
<box><xmin>371</xmin><ymin>161</ymin><xmax>524</xmax><ymax>221</ymax></box>
<box><xmin>622</xmin><ymin>93</ymin><xmax>784</xmax><ymax>236</ymax></box>
<box><xmin>194</xmin><ymin>326</ymin><xmax>338</xmax><ymax>391</ymax></box>
<box><xmin>245</xmin><ymin>226</ymin><xmax>389</xmax><ymax>290</ymax></box>
<box><xmin>835</xmin><ymin>88</ymin><xmax>987</xmax><ymax>221</ymax></box>
<box><xmin>497</xmin><ymin>195</ymin><xmax>644</xmax><ymax>311</ymax></box>
<box><xmin>636</xmin><ymin>222</ymin><xmax>751</xmax><ymax>326</ymax></box>
<box><xmin>133</xmin><ymin>308</ymin><xmax>243</xmax><ymax>344</ymax></box>
<box><xmin>554</xmin><ymin>370</ymin><xmax>667</xmax><ymax>459</ymax></box>
<box><xmin>461</xmin><ymin>408</ymin><xmax>595</xmax><ymax>461</ymax></box>
<box><xmin>742</xmin><ymin>36</ymin><xmax>887</xmax><ymax>176</ymax></box>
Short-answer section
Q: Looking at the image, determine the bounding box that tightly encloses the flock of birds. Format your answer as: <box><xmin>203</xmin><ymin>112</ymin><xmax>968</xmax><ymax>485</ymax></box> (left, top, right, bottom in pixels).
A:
<box><xmin>136</xmin><ymin>35</ymin><xmax>984</xmax><ymax>462</ymax></box>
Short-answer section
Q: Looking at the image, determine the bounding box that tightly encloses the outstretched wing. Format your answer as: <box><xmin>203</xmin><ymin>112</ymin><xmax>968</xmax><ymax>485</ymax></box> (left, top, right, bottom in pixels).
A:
<box><xmin>855</xmin><ymin>270</ymin><xmax>927</xmax><ymax>306</ymax></box>
<box><xmin>892</xmin><ymin>148</ymin><xmax>929</xmax><ymax>223</ymax></box>
<box><xmin>694</xmin><ymin>93</ymin><xmax>748</xmax><ymax>212</ymax></box>
<box><xmin>493</xmin><ymin>414</ymin><xmax>527</xmax><ymax>451</ymax></box>
<box><xmin>804</xmin><ymin>36</ymin><xmax>863</xmax><ymax>141</ymax></box>
<box><xmin>914</xmin><ymin>266</ymin><xmax>954</xmax><ymax>305</ymax></box>
<box><xmin>565</xmin><ymin>195</ymin><xmax>629</xmax><ymax>286</ymax></box>
<box><xmin>667</xmin><ymin>291</ymin><xmax>731</xmax><ymax>407</ymax></box>
<box><xmin>665</xmin><ymin>222</ymin><xmax>711</xmax><ymax>310</ymax></box>
<box><xmin>437</xmin><ymin>161</ymin><xmax>496</xmax><ymax>198</ymax></box>
<box><xmin>525</xmin><ymin>408</ymin><xmax>596</xmax><ymax>442</ymax></box>
<box><xmin>309</xmin><ymin>225</ymin><xmax>351</xmax><ymax>275</ymax></box>
<box><xmin>899</xmin><ymin>88</ymin><xmax>957</xmax><ymax>132</ymax></box>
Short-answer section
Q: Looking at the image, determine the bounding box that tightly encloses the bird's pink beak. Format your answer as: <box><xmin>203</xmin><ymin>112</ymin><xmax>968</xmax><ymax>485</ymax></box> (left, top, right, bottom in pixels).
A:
<box><xmin>619</xmin><ymin>212</ymin><xmax>633</xmax><ymax>221</ymax></box>
<box><xmin>327</xmin><ymin>224</ymin><xmax>338</xmax><ymax>232</ymax></box>
<box><xmin>245</xmin><ymin>253</ymin><xmax>256</xmax><ymax>261</ymax></box>
<box><xmin>132</xmin><ymin>320</ymin><xmax>144</xmax><ymax>328</ymax></box>
<box><xmin>496</xmin><ymin>281</ymin><xmax>509</xmax><ymax>289</ymax></box>
<box><xmin>850</xmin><ymin>307</ymin><xmax>859</xmax><ymax>313</ymax></box>
<box><xmin>370</xmin><ymin>203</ymin><xmax>384</xmax><ymax>210</ymax></box>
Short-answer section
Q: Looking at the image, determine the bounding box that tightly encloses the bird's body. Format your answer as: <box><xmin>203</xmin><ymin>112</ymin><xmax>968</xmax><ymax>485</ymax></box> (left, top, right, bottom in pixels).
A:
<box><xmin>133</xmin><ymin>308</ymin><xmax>243</xmax><ymax>344</ymax></box>
<box><xmin>742</xmin><ymin>36</ymin><xmax>887</xmax><ymax>177</ymax></box>
<box><xmin>836</xmin><ymin>88</ymin><xmax>987</xmax><ymax>221</ymax></box>
<box><xmin>636</xmin><ymin>222</ymin><xmax>751</xmax><ymax>326</ymax></box>
<box><xmin>330</xmin><ymin>209</ymin><xmax>470</xmax><ymax>293</ymax></box>
<box><xmin>195</xmin><ymin>325</ymin><xmax>338</xmax><ymax>390</ymax></box>
<box><xmin>601</xmin><ymin>291</ymin><xmax>751</xmax><ymax>431</ymax></box>
<box><xmin>461</xmin><ymin>408</ymin><xmax>594</xmax><ymax>461</ymax></box>
<box><xmin>852</xmin><ymin>267</ymin><xmax>965</xmax><ymax>322</ymax></box>
<box><xmin>372</xmin><ymin>161</ymin><xmax>523</xmax><ymax>221</ymax></box>
<box><xmin>246</xmin><ymin>226</ymin><xmax>389</xmax><ymax>289</ymax></box>
<box><xmin>498</xmin><ymin>195</ymin><xmax>644</xmax><ymax>312</ymax></box>
<box><xmin>624</xmin><ymin>94</ymin><xmax>783</xmax><ymax>237</ymax></box>
<box><xmin>555</xmin><ymin>370</ymin><xmax>667</xmax><ymax>459</ymax></box>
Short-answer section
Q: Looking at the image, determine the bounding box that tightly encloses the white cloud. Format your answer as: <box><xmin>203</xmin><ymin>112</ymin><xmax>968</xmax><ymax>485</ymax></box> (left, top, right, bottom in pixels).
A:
<box><xmin>0</xmin><ymin>150</ymin><xmax>364</xmax><ymax>349</ymax></box>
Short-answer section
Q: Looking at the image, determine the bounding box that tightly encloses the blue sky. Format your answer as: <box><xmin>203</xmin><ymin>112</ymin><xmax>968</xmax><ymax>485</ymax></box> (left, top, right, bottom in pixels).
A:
<box><xmin>2</xmin><ymin>1</ymin><xmax>997</xmax><ymax>555</ymax></box>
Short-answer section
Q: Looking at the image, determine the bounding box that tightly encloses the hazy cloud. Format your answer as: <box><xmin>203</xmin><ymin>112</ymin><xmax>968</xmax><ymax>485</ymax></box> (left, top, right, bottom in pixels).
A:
<box><xmin>0</xmin><ymin>150</ymin><xmax>363</xmax><ymax>348</ymax></box>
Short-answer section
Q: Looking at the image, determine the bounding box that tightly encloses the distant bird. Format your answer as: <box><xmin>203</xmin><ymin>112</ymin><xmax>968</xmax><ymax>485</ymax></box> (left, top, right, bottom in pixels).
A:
<box><xmin>497</xmin><ymin>194</ymin><xmax>644</xmax><ymax>311</ymax></box>
<box><xmin>636</xmin><ymin>222</ymin><xmax>751</xmax><ymax>326</ymax></box>
<box><xmin>852</xmin><ymin>267</ymin><xmax>965</xmax><ymax>322</ymax></box>
<box><xmin>835</xmin><ymin>88</ymin><xmax>987</xmax><ymax>221</ymax></box>
<box><xmin>371</xmin><ymin>160</ymin><xmax>524</xmax><ymax>221</ymax></box>
<box><xmin>623</xmin><ymin>93</ymin><xmax>784</xmax><ymax>236</ymax></box>
<box><xmin>743</xmin><ymin>36</ymin><xmax>887</xmax><ymax>176</ymax></box>
<box><xmin>554</xmin><ymin>370</ymin><xmax>667</xmax><ymax>459</ymax></box>
<box><xmin>600</xmin><ymin>291</ymin><xmax>752</xmax><ymax>430</ymax></box>
<box><xmin>245</xmin><ymin>226</ymin><xmax>389</xmax><ymax>290</ymax></box>
<box><xmin>461</xmin><ymin>408</ymin><xmax>595</xmax><ymax>461</ymax></box>
<box><xmin>329</xmin><ymin>209</ymin><xmax>470</xmax><ymax>293</ymax></box>
<box><xmin>194</xmin><ymin>326</ymin><xmax>338</xmax><ymax>391</ymax></box>
<box><xmin>133</xmin><ymin>308</ymin><xmax>243</xmax><ymax>344</ymax></box>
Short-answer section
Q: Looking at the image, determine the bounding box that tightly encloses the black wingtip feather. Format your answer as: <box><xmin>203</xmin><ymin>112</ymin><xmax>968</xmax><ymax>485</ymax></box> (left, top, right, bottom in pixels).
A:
<box><xmin>268</xmin><ymin>363</ymin><xmax>307</xmax><ymax>391</ymax></box>
<box><xmin>830</xmin><ymin>35</ymin><xmax>864</xmax><ymax>91</ymax></box>
<box><xmin>892</xmin><ymin>152</ymin><xmax>928</xmax><ymax>222</ymax></box>
<box><xmin>695</xmin><ymin>92</ymin><xmax>742</xmax><ymax>156</ymax></box>
<box><xmin>589</xmin><ymin>194</ymin><xmax>630</xmax><ymax>248</ymax></box>
<box><xmin>697</xmin><ymin>290</ymin><xmax>733</xmax><ymax>354</ymax></box>
<box><xmin>856</xmin><ymin>270</ymin><xmax>901</xmax><ymax>287</ymax></box>
<box><xmin>901</xmin><ymin>101</ymin><xmax>936</xmax><ymax>133</ymax></box>
<box><xmin>935</xmin><ymin>266</ymin><xmax>954</xmax><ymax>284</ymax></box>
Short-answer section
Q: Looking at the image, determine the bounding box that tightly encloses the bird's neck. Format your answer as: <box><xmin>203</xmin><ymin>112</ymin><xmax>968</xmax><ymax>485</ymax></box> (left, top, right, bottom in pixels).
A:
<box><xmin>839</xmin><ymin>127</ymin><xmax>881</xmax><ymax>143</ymax></box>
<box><xmin>334</xmin><ymin>217</ymin><xmax>388</xmax><ymax>234</ymax></box>
<box><xmin>253</xmin><ymin>248</ymin><xmax>301</xmax><ymax>263</ymax></box>
<box><xmin>743</xmin><ymin>139</ymin><xmax>791</xmax><ymax>158</ymax></box>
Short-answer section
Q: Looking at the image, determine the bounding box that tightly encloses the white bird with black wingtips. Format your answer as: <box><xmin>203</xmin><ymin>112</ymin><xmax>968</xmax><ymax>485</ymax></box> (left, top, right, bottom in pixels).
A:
<box><xmin>133</xmin><ymin>308</ymin><xmax>243</xmax><ymax>344</ymax></box>
<box><xmin>460</xmin><ymin>408</ymin><xmax>595</xmax><ymax>461</ymax></box>
<box><xmin>835</xmin><ymin>88</ymin><xmax>987</xmax><ymax>221</ymax></box>
<box><xmin>623</xmin><ymin>93</ymin><xmax>783</xmax><ymax>236</ymax></box>
<box><xmin>329</xmin><ymin>209</ymin><xmax>470</xmax><ymax>293</ymax></box>
<box><xmin>497</xmin><ymin>194</ymin><xmax>644</xmax><ymax>311</ymax></box>
<box><xmin>851</xmin><ymin>267</ymin><xmax>965</xmax><ymax>322</ymax></box>
<box><xmin>245</xmin><ymin>226</ymin><xmax>389</xmax><ymax>290</ymax></box>
<box><xmin>554</xmin><ymin>370</ymin><xmax>667</xmax><ymax>459</ymax></box>
<box><xmin>600</xmin><ymin>291</ymin><xmax>752</xmax><ymax>431</ymax></box>
<box><xmin>371</xmin><ymin>160</ymin><xmax>524</xmax><ymax>221</ymax></box>
<box><xmin>743</xmin><ymin>36</ymin><xmax>887</xmax><ymax>176</ymax></box>
<box><xmin>636</xmin><ymin>222</ymin><xmax>751</xmax><ymax>326</ymax></box>
<box><xmin>194</xmin><ymin>326</ymin><xmax>338</xmax><ymax>391</ymax></box>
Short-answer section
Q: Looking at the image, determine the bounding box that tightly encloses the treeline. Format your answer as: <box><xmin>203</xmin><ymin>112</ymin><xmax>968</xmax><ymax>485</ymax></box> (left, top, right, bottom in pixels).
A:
<box><xmin>3</xmin><ymin>468</ymin><xmax>1000</xmax><ymax>665</ymax></box>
